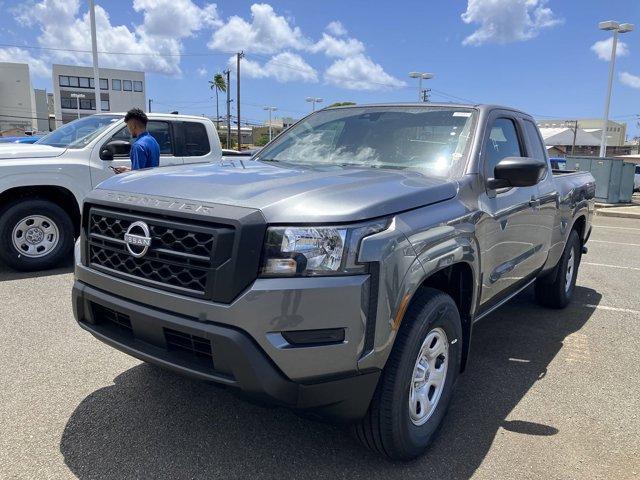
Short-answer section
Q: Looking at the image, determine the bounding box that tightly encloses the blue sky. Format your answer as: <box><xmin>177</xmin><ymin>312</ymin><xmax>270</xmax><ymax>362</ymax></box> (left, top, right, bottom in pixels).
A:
<box><xmin>1</xmin><ymin>0</ymin><xmax>639</xmax><ymax>135</ymax></box>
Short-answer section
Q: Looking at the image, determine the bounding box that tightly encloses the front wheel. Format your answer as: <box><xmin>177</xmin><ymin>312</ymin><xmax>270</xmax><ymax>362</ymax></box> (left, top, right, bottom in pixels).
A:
<box><xmin>354</xmin><ymin>288</ymin><xmax>462</xmax><ymax>460</ymax></box>
<box><xmin>535</xmin><ymin>229</ymin><xmax>581</xmax><ymax>309</ymax></box>
<box><xmin>0</xmin><ymin>199</ymin><xmax>74</xmax><ymax>271</ymax></box>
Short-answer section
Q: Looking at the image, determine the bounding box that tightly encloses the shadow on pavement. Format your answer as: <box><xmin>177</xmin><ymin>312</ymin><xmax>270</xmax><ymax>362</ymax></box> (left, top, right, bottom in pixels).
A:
<box><xmin>60</xmin><ymin>286</ymin><xmax>601</xmax><ymax>480</ymax></box>
<box><xmin>0</xmin><ymin>263</ymin><xmax>73</xmax><ymax>282</ymax></box>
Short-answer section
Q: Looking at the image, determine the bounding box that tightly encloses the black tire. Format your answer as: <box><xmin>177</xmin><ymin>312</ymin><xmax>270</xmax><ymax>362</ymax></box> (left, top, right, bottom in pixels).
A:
<box><xmin>535</xmin><ymin>229</ymin><xmax>581</xmax><ymax>309</ymax></box>
<box><xmin>0</xmin><ymin>199</ymin><xmax>74</xmax><ymax>271</ymax></box>
<box><xmin>354</xmin><ymin>288</ymin><xmax>462</xmax><ymax>460</ymax></box>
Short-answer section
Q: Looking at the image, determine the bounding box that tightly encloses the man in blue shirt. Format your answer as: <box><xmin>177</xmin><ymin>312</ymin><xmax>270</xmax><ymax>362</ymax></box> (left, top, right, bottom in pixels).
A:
<box><xmin>113</xmin><ymin>108</ymin><xmax>160</xmax><ymax>173</ymax></box>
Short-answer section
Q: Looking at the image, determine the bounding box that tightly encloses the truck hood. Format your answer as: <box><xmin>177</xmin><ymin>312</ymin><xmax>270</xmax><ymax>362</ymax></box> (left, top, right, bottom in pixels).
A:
<box><xmin>96</xmin><ymin>161</ymin><xmax>458</xmax><ymax>223</ymax></box>
<box><xmin>0</xmin><ymin>143</ymin><xmax>66</xmax><ymax>159</ymax></box>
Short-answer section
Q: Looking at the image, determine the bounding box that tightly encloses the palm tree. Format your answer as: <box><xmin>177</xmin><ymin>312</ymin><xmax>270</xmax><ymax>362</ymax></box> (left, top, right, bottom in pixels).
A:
<box><xmin>209</xmin><ymin>73</ymin><xmax>227</xmax><ymax>127</ymax></box>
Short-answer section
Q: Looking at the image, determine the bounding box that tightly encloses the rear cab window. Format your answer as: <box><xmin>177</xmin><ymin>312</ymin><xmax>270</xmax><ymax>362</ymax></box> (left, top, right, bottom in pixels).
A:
<box><xmin>180</xmin><ymin>122</ymin><xmax>210</xmax><ymax>157</ymax></box>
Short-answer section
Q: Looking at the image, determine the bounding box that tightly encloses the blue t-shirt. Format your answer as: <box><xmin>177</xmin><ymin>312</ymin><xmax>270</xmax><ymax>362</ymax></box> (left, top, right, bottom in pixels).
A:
<box><xmin>130</xmin><ymin>131</ymin><xmax>160</xmax><ymax>170</ymax></box>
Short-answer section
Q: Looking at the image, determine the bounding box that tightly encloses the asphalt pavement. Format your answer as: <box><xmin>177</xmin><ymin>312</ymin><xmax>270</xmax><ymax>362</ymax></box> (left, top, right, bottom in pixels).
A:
<box><xmin>0</xmin><ymin>216</ymin><xmax>639</xmax><ymax>479</ymax></box>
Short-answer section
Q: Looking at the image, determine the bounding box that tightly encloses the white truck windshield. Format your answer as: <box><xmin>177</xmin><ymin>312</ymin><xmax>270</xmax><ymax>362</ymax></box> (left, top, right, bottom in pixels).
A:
<box><xmin>256</xmin><ymin>106</ymin><xmax>477</xmax><ymax>177</ymax></box>
<box><xmin>37</xmin><ymin>115</ymin><xmax>122</xmax><ymax>149</ymax></box>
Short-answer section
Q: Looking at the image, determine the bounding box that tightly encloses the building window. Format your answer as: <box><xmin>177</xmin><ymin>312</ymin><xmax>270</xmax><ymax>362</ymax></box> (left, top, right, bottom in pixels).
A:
<box><xmin>123</xmin><ymin>80</ymin><xmax>132</xmax><ymax>91</ymax></box>
<box><xmin>59</xmin><ymin>76</ymin><xmax>70</xmax><ymax>86</ymax></box>
<box><xmin>89</xmin><ymin>78</ymin><xmax>94</xmax><ymax>88</ymax></box>
<box><xmin>133</xmin><ymin>81</ymin><xmax>143</xmax><ymax>92</ymax></box>
<box><xmin>69</xmin><ymin>76</ymin><xmax>79</xmax><ymax>87</ymax></box>
<box><xmin>79</xmin><ymin>77</ymin><xmax>90</xmax><ymax>88</ymax></box>
<box><xmin>101</xmin><ymin>100</ymin><xmax>110</xmax><ymax>111</ymax></box>
<box><xmin>61</xmin><ymin>98</ymin><xmax>73</xmax><ymax>109</ymax></box>
<box><xmin>112</xmin><ymin>79</ymin><xmax>121</xmax><ymax>91</ymax></box>
<box><xmin>100</xmin><ymin>78</ymin><xmax>108</xmax><ymax>90</ymax></box>
<box><xmin>79</xmin><ymin>99</ymin><xmax>93</xmax><ymax>110</ymax></box>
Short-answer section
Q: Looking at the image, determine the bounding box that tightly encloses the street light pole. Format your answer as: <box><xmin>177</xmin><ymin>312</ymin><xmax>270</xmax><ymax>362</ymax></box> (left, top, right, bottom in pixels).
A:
<box><xmin>88</xmin><ymin>0</ymin><xmax>101</xmax><ymax>114</ymax></box>
<box><xmin>409</xmin><ymin>72</ymin><xmax>434</xmax><ymax>102</ymax></box>
<box><xmin>306</xmin><ymin>97</ymin><xmax>323</xmax><ymax>111</ymax></box>
<box><xmin>263</xmin><ymin>106</ymin><xmax>277</xmax><ymax>141</ymax></box>
<box><xmin>598</xmin><ymin>21</ymin><xmax>634</xmax><ymax>157</ymax></box>
<box><xmin>70</xmin><ymin>93</ymin><xmax>85</xmax><ymax>120</ymax></box>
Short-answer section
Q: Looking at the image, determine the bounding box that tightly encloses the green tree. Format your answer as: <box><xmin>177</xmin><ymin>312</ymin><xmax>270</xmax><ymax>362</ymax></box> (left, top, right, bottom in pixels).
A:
<box><xmin>327</xmin><ymin>102</ymin><xmax>356</xmax><ymax>108</ymax></box>
<box><xmin>255</xmin><ymin>134</ymin><xmax>270</xmax><ymax>147</ymax></box>
<box><xmin>209</xmin><ymin>73</ymin><xmax>227</xmax><ymax>126</ymax></box>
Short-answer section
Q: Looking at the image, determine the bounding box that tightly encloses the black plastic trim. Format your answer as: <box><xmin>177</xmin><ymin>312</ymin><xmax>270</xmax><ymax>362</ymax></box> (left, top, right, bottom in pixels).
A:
<box><xmin>73</xmin><ymin>280</ymin><xmax>380</xmax><ymax>421</ymax></box>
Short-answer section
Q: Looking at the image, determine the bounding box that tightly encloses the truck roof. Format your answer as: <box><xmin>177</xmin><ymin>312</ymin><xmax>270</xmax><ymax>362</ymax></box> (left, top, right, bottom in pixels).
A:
<box><xmin>325</xmin><ymin>102</ymin><xmax>532</xmax><ymax>117</ymax></box>
<box><xmin>96</xmin><ymin>112</ymin><xmax>213</xmax><ymax>122</ymax></box>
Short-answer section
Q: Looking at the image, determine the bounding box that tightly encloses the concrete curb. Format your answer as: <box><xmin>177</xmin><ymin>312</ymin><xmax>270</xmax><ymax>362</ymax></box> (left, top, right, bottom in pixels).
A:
<box><xmin>595</xmin><ymin>208</ymin><xmax>640</xmax><ymax>219</ymax></box>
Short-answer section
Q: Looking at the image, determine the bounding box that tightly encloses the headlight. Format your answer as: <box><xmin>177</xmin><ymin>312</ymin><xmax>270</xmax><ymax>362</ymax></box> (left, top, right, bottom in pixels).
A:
<box><xmin>260</xmin><ymin>221</ymin><xmax>388</xmax><ymax>276</ymax></box>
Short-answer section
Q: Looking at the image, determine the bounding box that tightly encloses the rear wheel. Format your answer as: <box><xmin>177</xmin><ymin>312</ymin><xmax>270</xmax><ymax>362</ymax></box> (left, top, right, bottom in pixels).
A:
<box><xmin>535</xmin><ymin>229</ymin><xmax>581</xmax><ymax>309</ymax></box>
<box><xmin>0</xmin><ymin>199</ymin><xmax>74</xmax><ymax>271</ymax></box>
<box><xmin>354</xmin><ymin>288</ymin><xmax>462</xmax><ymax>460</ymax></box>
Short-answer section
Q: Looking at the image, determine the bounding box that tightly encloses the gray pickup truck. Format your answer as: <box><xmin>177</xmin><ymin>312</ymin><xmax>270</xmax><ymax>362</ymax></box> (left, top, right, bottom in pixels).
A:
<box><xmin>72</xmin><ymin>104</ymin><xmax>595</xmax><ymax>460</ymax></box>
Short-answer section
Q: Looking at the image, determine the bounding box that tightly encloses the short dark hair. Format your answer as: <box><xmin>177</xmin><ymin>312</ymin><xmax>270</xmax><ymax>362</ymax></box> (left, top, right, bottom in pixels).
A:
<box><xmin>124</xmin><ymin>108</ymin><xmax>148</xmax><ymax>126</ymax></box>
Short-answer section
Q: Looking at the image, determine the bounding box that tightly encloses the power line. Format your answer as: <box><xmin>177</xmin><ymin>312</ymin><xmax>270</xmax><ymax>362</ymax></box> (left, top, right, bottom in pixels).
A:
<box><xmin>0</xmin><ymin>42</ymin><xmax>233</xmax><ymax>57</ymax></box>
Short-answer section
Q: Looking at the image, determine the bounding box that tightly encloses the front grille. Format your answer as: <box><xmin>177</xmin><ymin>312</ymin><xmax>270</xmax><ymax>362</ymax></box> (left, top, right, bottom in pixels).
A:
<box><xmin>92</xmin><ymin>303</ymin><xmax>133</xmax><ymax>335</ymax></box>
<box><xmin>164</xmin><ymin>328</ymin><xmax>213</xmax><ymax>363</ymax></box>
<box><xmin>86</xmin><ymin>207</ymin><xmax>234</xmax><ymax>298</ymax></box>
<box><xmin>88</xmin><ymin>302</ymin><xmax>215</xmax><ymax>373</ymax></box>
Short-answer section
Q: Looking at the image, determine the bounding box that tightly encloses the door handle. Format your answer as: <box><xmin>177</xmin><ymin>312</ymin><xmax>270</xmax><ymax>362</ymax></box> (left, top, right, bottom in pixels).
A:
<box><xmin>529</xmin><ymin>197</ymin><xmax>541</xmax><ymax>209</ymax></box>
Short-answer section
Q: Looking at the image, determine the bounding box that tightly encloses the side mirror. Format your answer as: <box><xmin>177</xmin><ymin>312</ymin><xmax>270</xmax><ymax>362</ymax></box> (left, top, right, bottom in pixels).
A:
<box><xmin>487</xmin><ymin>156</ymin><xmax>547</xmax><ymax>189</ymax></box>
<box><xmin>100</xmin><ymin>140</ymin><xmax>131</xmax><ymax>160</ymax></box>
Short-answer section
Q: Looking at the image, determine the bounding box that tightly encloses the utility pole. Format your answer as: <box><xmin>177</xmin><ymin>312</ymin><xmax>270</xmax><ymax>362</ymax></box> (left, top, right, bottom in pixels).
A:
<box><xmin>224</xmin><ymin>69</ymin><xmax>231</xmax><ymax>149</ymax></box>
<box><xmin>236</xmin><ymin>52</ymin><xmax>244</xmax><ymax>150</ymax></box>
<box><xmin>565</xmin><ymin>120</ymin><xmax>578</xmax><ymax>155</ymax></box>
<box><xmin>263</xmin><ymin>106</ymin><xmax>277</xmax><ymax>141</ymax></box>
<box><xmin>148</xmin><ymin>98</ymin><xmax>152</xmax><ymax>113</ymax></box>
<box><xmin>88</xmin><ymin>0</ymin><xmax>101</xmax><ymax>114</ymax></box>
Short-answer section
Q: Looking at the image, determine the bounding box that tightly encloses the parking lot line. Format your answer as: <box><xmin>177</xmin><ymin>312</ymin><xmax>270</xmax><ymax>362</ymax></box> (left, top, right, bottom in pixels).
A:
<box><xmin>582</xmin><ymin>261</ymin><xmax>640</xmax><ymax>271</ymax></box>
<box><xmin>592</xmin><ymin>225</ymin><xmax>640</xmax><ymax>232</ymax></box>
<box><xmin>589</xmin><ymin>240</ymin><xmax>640</xmax><ymax>247</ymax></box>
<box><xmin>583</xmin><ymin>304</ymin><xmax>640</xmax><ymax>315</ymax></box>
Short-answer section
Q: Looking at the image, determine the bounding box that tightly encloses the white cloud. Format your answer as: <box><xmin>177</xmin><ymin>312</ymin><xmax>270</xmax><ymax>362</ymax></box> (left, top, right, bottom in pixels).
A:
<box><xmin>10</xmin><ymin>0</ymin><xmax>218</xmax><ymax>75</ymax></box>
<box><xmin>209</xmin><ymin>3</ymin><xmax>307</xmax><ymax>54</ymax></box>
<box><xmin>310</xmin><ymin>33</ymin><xmax>365</xmax><ymax>57</ymax></box>
<box><xmin>620</xmin><ymin>72</ymin><xmax>640</xmax><ymax>89</ymax></box>
<box><xmin>234</xmin><ymin>52</ymin><xmax>318</xmax><ymax>83</ymax></box>
<box><xmin>325</xmin><ymin>55</ymin><xmax>405</xmax><ymax>91</ymax></box>
<box><xmin>209</xmin><ymin>4</ymin><xmax>400</xmax><ymax>91</ymax></box>
<box><xmin>461</xmin><ymin>0</ymin><xmax>562</xmax><ymax>46</ymax></box>
<box><xmin>591</xmin><ymin>37</ymin><xmax>629</xmax><ymax>61</ymax></box>
<box><xmin>0</xmin><ymin>47</ymin><xmax>51</xmax><ymax>77</ymax></box>
<box><xmin>133</xmin><ymin>0</ymin><xmax>221</xmax><ymax>37</ymax></box>
<box><xmin>196</xmin><ymin>66</ymin><xmax>208</xmax><ymax>77</ymax></box>
<box><xmin>326</xmin><ymin>20</ymin><xmax>347</xmax><ymax>36</ymax></box>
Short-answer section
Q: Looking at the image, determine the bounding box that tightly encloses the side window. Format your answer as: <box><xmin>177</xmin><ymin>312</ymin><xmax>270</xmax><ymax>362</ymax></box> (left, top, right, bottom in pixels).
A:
<box><xmin>485</xmin><ymin>117</ymin><xmax>523</xmax><ymax>178</ymax></box>
<box><xmin>182</xmin><ymin>122</ymin><xmax>210</xmax><ymax>156</ymax></box>
<box><xmin>523</xmin><ymin>120</ymin><xmax>546</xmax><ymax>162</ymax></box>
<box><xmin>148</xmin><ymin>121</ymin><xmax>173</xmax><ymax>155</ymax></box>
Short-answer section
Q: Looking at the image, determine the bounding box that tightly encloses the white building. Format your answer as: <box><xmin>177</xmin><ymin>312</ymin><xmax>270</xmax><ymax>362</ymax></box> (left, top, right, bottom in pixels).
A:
<box><xmin>52</xmin><ymin>64</ymin><xmax>145</xmax><ymax>125</ymax></box>
<box><xmin>536</xmin><ymin>119</ymin><xmax>627</xmax><ymax>147</ymax></box>
<box><xmin>0</xmin><ymin>62</ymin><xmax>37</xmax><ymax>135</ymax></box>
<box><xmin>33</xmin><ymin>89</ymin><xmax>50</xmax><ymax>132</ymax></box>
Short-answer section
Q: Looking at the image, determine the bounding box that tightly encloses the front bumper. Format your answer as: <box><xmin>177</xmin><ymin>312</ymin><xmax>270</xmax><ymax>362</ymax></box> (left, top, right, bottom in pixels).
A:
<box><xmin>72</xmin><ymin>278</ymin><xmax>380</xmax><ymax>421</ymax></box>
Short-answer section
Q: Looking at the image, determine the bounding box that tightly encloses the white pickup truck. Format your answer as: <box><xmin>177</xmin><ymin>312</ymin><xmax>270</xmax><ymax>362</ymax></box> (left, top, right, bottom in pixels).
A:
<box><xmin>0</xmin><ymin>113</ymin><xmax>222</xmax><ymax>271</ymax></box>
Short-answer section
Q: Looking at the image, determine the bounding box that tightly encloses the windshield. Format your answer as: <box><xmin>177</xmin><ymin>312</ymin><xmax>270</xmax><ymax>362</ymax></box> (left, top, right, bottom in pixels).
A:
<box><xmin>36</xmin><ymin>115</ymin><xmax>122</xmax><ymax>149</ymax></box>
<box><xmin>255</xmin><ymin>106</ymin><xmax>477</xmax><ymax>177</ymax></box>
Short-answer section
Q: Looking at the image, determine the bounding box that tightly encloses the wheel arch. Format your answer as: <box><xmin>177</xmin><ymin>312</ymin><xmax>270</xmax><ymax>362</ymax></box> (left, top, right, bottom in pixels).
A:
<box><xmin>396</xmin><ymin>260</ymin><xmax>477</xmax><ymax>373</ymax></box>
<box><xmin>0</xmin><ymin>185</ymin><xmax>81</xmax><ymax>237</ymax></box>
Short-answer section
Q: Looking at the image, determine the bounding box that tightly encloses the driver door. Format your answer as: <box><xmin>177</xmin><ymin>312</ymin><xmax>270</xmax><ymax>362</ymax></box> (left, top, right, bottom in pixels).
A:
<box><xmin>92</xmin><ymin>120</ymin><xmax>183</xmax><ymax>186</ymax></box>
<box><xmin>476</xmin><ymin>113</ymin><xmax>547</xmax><ymax>311</ymax></box>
